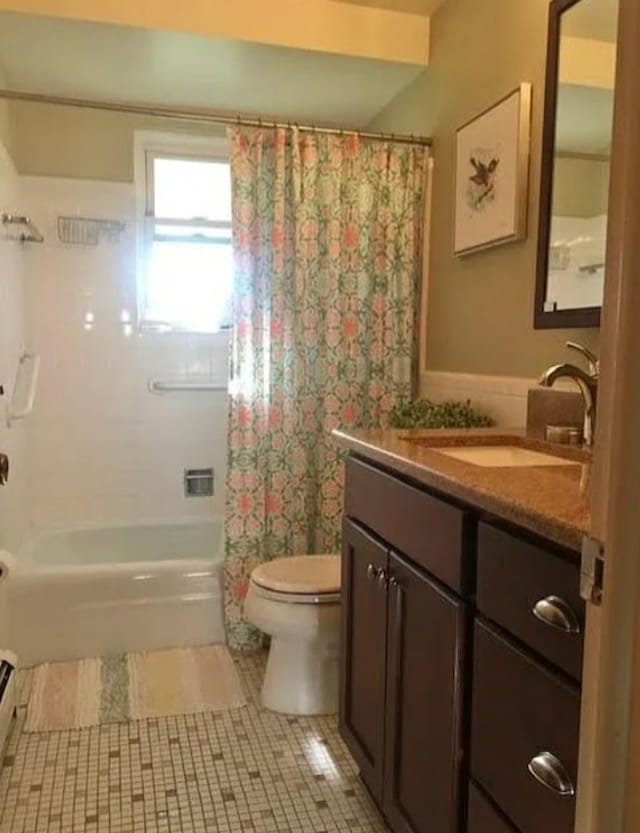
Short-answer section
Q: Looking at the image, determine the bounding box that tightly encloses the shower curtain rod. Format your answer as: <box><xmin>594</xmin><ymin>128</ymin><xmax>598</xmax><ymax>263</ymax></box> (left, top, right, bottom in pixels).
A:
<box><xmin>0</xmin><ymin>89</ymin><xmax>432</xmax><ymax>148</ymax></box>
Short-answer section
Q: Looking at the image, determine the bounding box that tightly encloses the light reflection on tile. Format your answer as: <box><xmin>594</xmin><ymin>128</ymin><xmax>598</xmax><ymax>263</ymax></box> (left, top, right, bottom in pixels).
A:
<box><xmin>304</xmin><ymin>736</ymin><xmax>341</xmax><ymax>781</ymax></box>
<box><xmin>0</xmin><ymin>653</ymin><xmax>387</xmax><ymax>833</ymax></box>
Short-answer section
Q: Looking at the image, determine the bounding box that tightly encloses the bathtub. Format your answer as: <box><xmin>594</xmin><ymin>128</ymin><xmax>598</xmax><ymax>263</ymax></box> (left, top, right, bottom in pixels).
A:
<box><xmin>10</xmin><ymin>518</ymin><xmax>225</xmax><ymax>667</ymax></box>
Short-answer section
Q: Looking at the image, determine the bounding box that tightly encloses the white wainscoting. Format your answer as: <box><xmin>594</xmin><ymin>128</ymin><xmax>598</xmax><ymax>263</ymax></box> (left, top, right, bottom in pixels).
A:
<box><xmin>420</xmin><ymin>371</ymin><xmax>538</xmax><ymax>428</ymax></box>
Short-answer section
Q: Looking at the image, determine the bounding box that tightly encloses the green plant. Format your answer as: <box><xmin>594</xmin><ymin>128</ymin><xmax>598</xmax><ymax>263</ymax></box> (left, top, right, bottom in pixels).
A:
<box><xmin>388</xmin><ymin>397</ymin><xmax>494</xmax><ymax>430</ymax></box>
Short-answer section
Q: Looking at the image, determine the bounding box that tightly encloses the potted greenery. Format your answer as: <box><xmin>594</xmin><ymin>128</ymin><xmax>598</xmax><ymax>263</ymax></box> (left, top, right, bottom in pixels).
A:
<box><xmin>388</xmin><ymin>397</ymin><xmax>494</xmax><ymax>430</ymax></box>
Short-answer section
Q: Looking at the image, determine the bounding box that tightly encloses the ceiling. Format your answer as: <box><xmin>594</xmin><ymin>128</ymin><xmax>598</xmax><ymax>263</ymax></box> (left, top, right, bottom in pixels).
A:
<box><xmin>0</xmin><ymin>12</ymin><xmax>424</xmax><ymax>128</ymax></box>
<box><xmin>336</xmin><ymin>0</ymin><xmax>444</xmax><ymax>14</ymax></box>
<box><xmin>556</xmin><ymin>83</ymin><xmax>614</xmax><ymax>155</ymax></box>
<box><xmin>562</xmin><ymin>0</ymin><xmax>619</xmax><ymax>42</ymax></box>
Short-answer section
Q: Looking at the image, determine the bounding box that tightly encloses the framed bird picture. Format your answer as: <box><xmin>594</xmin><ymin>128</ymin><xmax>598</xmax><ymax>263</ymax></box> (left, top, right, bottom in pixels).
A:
<box><xmin>454</xmin><ymin>83</ymin><xmax>532</xmax><ymax>255</ymax></box>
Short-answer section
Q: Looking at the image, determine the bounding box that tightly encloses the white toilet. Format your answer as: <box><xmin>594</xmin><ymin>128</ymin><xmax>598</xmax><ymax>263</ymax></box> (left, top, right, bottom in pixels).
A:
<box><xmin>244</xmin><ymin>554</ymin><xmax>341</xmax><ymax>716</ymax></box>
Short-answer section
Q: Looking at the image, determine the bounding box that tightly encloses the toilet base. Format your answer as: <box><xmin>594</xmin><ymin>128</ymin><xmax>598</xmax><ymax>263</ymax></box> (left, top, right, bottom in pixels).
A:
<box><xmin>261</xmin><ymin>635</ymin><xmax>339</xmax><ymax>716</ymax></box>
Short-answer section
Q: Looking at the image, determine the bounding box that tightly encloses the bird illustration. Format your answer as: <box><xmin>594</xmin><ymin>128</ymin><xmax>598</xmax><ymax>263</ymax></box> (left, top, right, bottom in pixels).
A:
<box><xmin>469</xmin><ymin>157</ymin><xmax>499</xmax><ymax>208</ymax></box>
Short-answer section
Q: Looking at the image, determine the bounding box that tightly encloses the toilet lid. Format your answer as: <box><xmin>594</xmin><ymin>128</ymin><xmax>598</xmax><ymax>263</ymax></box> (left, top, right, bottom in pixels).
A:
<box><xmin>251</xmin><ymin>555</ymin><xmax>341</xmax><ymax>595</ymax></box>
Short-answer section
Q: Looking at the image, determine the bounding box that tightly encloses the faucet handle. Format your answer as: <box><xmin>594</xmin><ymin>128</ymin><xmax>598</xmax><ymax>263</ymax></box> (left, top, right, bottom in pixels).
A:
<box><xmin>566</xmin><ymin>342</ymin><xmax>599</xmax><ymax>378</ymax></box>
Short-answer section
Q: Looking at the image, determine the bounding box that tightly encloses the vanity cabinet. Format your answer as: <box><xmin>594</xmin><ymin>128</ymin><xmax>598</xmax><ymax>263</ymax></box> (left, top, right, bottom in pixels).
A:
<box><xmin>343</xmin><ymin>457</ymin><xmax>473</xmax><ymax>593</ymax></box>
<box><xmin>383</xmin><ymin>552</ymin><xmax>466</xmax><ymax>833</ymax></box>
<box><xmin>467</xmin><ymin>784</ymin><xmax>518</xmax><ymax>833</ymax></box>
<box><xmin>339</xmin><ymin>453</ymin><xmax>585</xmax><ymax>833</ymax></box>
<box><xmin>339</xmin><ymin>520</ymin><xmax>388</xmax><ymax>802</ymax></box>
<box><xmin>471</xmin><ymin>620</ymin><xmax>580</xmax><ymax>833</ymax></box>
<box><xmin>476</xmin><ymin>522</ymin><xmax>584</xmax><ymax>681</ymax></box>
<box><xmin>471</xmin><ymin>523</ymin><xmax>583</xmax><ymax>833</ymax></box>
<box><xmin>341</xmin><ymin>460</ymin><xmax>469</xmax><ymax>833</ymax></box>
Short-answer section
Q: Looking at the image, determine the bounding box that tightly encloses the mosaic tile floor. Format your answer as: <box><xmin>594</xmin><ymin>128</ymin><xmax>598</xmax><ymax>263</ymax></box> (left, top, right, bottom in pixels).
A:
<box><xmin>0</xmin><ymin>654</ymin><xmax>387</xmax><ymax>833</ymax></box>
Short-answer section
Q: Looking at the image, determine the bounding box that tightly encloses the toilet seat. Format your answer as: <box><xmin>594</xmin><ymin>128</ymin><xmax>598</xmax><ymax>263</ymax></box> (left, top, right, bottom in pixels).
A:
<box><xmin>249</xmin><ymin>581</ymin><xmax>341</xmax><ymax>605</ymax></box>
<box><xmin>250</xmin><ymin>555</ymin><xmax>340</xmax><ymax>604</ymax></box>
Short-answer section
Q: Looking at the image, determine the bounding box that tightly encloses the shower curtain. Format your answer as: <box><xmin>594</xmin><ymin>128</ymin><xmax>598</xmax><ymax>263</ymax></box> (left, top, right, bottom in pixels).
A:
<box><xmin>225</xmin><ymin>126</ymin><xmax>429</xmax><ymax>651</ymax></box>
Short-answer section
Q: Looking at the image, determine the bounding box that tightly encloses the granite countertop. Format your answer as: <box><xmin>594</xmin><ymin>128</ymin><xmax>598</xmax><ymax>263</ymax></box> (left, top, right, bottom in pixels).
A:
<box><xmin>332</xmin><ymin>427</ymin><xmax>591</xmax><ymax>552</ymax></box>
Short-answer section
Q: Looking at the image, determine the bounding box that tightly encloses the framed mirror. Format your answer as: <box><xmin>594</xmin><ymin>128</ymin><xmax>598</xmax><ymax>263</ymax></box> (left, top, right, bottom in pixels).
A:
<box><xmin>535</xmin><ymin>0</ymin><xmax>619</xmax><ymax>329</ymax></box>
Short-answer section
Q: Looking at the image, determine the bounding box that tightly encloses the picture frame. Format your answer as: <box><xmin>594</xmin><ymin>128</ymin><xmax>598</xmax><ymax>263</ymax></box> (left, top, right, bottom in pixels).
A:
<box><xmin>454</xmin><ymin>83</ymin><xmax>532</xmax><ymax>256</ymax></box>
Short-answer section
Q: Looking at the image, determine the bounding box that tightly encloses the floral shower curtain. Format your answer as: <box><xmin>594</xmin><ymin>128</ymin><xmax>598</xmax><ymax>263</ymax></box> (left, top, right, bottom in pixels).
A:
<box><xmin>225</xmin><ymin>127</ymin><xmax>429</xmax><ymax>650</ymax></box>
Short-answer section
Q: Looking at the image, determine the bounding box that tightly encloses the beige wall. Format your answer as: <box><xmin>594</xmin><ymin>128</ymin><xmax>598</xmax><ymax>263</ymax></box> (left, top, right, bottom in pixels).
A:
<box><xmin>553</xmin><ymin>155</ymin><xmax>610</xmax><ymax>218</ymax></box>
<box><xmin>8</xmin><ymin>100</ymin><xmax>225</xmax><ymax>181</ymax></box>
<box><xmin>370</xmin><ymin>0</ymin><xmax>600</xmax><ymax>378</ymax></box>
<box><xmin>0</xmin><ymin>68</ymin><xmax>12</xmax><ymax>155</ymax></box>
<box><xmin>0</xmin><ymin>98</ymin><xmax>10</xmax><ymax>154</ymax></box>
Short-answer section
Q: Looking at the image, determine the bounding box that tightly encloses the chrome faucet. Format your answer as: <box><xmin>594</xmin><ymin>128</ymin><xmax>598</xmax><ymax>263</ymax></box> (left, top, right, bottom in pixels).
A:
<box><xmin>539</xmin><ymin>342</ymin><xmax>599</xmax><ymax>446</ymax></box>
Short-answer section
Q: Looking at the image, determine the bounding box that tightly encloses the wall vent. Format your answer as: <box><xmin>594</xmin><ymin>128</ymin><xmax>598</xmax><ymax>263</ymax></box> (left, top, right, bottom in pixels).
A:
<box><xmin>184</xmin><ymin>468</ymin><xmax>214</xmax><ymax>497</ymax></box>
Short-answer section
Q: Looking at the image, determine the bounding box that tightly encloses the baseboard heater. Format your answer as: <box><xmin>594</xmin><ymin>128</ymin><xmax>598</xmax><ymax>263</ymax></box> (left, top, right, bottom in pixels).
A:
<box><xmin>0</xmin><ymin>653</ymin><xmax>17</xmax><ymax>754</ymax></box>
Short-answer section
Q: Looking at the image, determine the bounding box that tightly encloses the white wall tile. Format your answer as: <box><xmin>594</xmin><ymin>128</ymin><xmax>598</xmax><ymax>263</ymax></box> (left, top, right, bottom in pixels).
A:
<box><xmin>0</xmin><ymin>139</ymin><xmax>28</xmax><ymax>553</ymax></box>
<box><xmin>420</xmin><ymin>371</ymin><xmax>579</xmax><ymax>428</ymax></box>
<box><xmin>420</xmin><ymin>371</ymin><xmax>535</xmax><ymax>427</ymax></box>
<box><xmin>21</xmin><ymin>175</ymin><xmax>229</xmax><ymax>530</ymax></box>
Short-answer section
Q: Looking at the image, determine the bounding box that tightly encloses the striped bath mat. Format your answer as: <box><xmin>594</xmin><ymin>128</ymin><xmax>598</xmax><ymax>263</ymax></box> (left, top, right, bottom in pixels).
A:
<box><xmin>24</xmin><ymin>645</ymin><xmax>246</xmax><ymax>733</ymax></box>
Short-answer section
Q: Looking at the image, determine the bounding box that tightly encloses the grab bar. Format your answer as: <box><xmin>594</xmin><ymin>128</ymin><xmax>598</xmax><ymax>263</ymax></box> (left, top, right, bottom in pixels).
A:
<box><xmin>148</xmin><ymin>378</ymin><xmax>227</xmax><ymax>394</ymax></box>
<box><xmin>7</xmin><ymin>353</ymin><xmax>40</xmax><ymax>426</ymax></box>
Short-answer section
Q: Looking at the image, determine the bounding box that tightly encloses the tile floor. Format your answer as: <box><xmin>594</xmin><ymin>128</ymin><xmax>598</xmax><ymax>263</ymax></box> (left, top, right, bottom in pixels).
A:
<box><xmin>0</xmin><ymin>653</ymin><xmax>387</xmax><ymax>833</ymax></box>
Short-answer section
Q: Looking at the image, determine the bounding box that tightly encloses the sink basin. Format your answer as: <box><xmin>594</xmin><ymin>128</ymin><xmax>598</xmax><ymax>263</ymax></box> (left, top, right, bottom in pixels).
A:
<box><xmin>432</xmin><ymin>446</ymin><xmax>580</xmax><ymax>468</ymax></box>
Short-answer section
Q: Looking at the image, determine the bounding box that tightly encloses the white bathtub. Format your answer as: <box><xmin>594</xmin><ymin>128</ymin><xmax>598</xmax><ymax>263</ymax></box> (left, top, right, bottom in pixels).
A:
<box><xmin>9</xmin><ymin>518</ymin><xmax>225</xmax><ymax>667</ymax></box>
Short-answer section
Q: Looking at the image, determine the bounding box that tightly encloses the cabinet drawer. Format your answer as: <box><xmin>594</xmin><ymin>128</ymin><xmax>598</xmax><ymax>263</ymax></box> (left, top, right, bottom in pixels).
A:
<box><xmin>477</xmin><ymin>523</ymin><xmax>584</xmax><ymax>680</ymax></box>
<box><xmin>345</xmin><ymin>457</ymin><xmax>471</xmax><ymax>593</ymax></box>
<box><xmin>471</xmin><ymin>621</ymin><xmax>580</xmax><ymax>833</ymax></box>
<box><xmin>468</xmin><ymin>783</ymin><xmax>518</xmax><ymax>833</ymax></box>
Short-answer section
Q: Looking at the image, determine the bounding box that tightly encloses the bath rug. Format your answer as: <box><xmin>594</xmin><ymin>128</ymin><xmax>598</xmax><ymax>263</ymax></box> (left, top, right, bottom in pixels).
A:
<box><xmin>24</xmin><ymin>645</ymin><xmax>245</xmax><ymax>732</ymax></box>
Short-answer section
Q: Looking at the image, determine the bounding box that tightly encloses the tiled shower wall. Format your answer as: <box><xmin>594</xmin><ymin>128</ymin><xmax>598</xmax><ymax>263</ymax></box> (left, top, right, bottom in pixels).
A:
<box><xmin>20</xmin><ymin>176</ymin><xmax>228</xmax><ymax>531</ymax></box>
<box><xmin>0</xmin><ymin>137</ymin><xmax>28</xmax><ymax>553</ymax></box>
<box><xmin>0</xmin><ymin>133</ymin><xmax>27</xmax><ymax>648</ymax></box>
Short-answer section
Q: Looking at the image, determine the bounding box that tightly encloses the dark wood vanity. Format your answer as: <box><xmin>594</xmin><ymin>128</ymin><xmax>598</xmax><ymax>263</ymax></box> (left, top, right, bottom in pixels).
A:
<box><xmin>338</xmin><ymin>452</ymin><xmax>585</xmax><ymax>833</ymax></box>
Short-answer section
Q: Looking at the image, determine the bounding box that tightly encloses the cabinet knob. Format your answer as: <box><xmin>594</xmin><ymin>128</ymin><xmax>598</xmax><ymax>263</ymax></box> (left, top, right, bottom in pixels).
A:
<box><xmin>528</xmin><ymin>751</ymin><xmax>575</xmax><ymax>797</ymax></box>
<box><xmin>366</xmin><ymin>564</ymin><xmax>389</xmax><ymax>589</ymax></box>
<box><xmin>532</xmin><ymin>596</ymin><xmax>581</xmax><ymax>634</ymax></box>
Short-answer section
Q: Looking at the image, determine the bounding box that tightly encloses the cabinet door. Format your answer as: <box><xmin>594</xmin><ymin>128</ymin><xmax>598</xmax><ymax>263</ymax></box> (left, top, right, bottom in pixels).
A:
<box><xmin>339</xmin><ymin>519</ymin><xmax>389</xmax><ymax>804</ymax></box>
<box><xmin>467</xmin><ymin>783</ymin><xmax>519</xmax><ymax>833</ymax></box>
<box><xmin>383</xmin><ymin>553</ymin><xmax>467</xmax><ymax>833</ymax></box>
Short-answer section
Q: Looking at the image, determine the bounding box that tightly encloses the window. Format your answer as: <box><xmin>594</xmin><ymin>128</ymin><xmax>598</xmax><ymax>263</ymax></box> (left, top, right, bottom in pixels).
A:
<box><xmin>137</xmin><ymin>137</ymin><xmax>233</xmax><ymax>333</ymax></box>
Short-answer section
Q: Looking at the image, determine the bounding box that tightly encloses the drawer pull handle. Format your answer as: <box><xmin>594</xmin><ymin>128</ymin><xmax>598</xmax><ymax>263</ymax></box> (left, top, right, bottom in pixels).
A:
<box><xmin>528</xmin><ymin>751</ymin><xmax>575</xmax><ymax>797</ymax></box>
<box><xmin>366</xmin><ymin>564</ymin><xmax>379</xmax><ymax>582</ymax></box>
<box><xmin>532</xmin><ymin>596</ymin><xmax>581</xmax><ymax>634</ymax></box>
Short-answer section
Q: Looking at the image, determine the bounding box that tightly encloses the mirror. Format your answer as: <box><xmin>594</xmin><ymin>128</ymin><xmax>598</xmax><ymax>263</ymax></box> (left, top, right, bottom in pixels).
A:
<box><xmin>535</xmin><ymin>0</ymin><xmax>619</xmax><ymax>329</ymax></box>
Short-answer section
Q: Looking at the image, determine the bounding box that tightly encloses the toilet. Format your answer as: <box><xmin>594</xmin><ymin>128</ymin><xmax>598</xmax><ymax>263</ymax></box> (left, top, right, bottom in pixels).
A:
<box><xmin>244</xmin><ymin>554</ymin><xmax>341</xmax><ymax>716</ymax></box>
